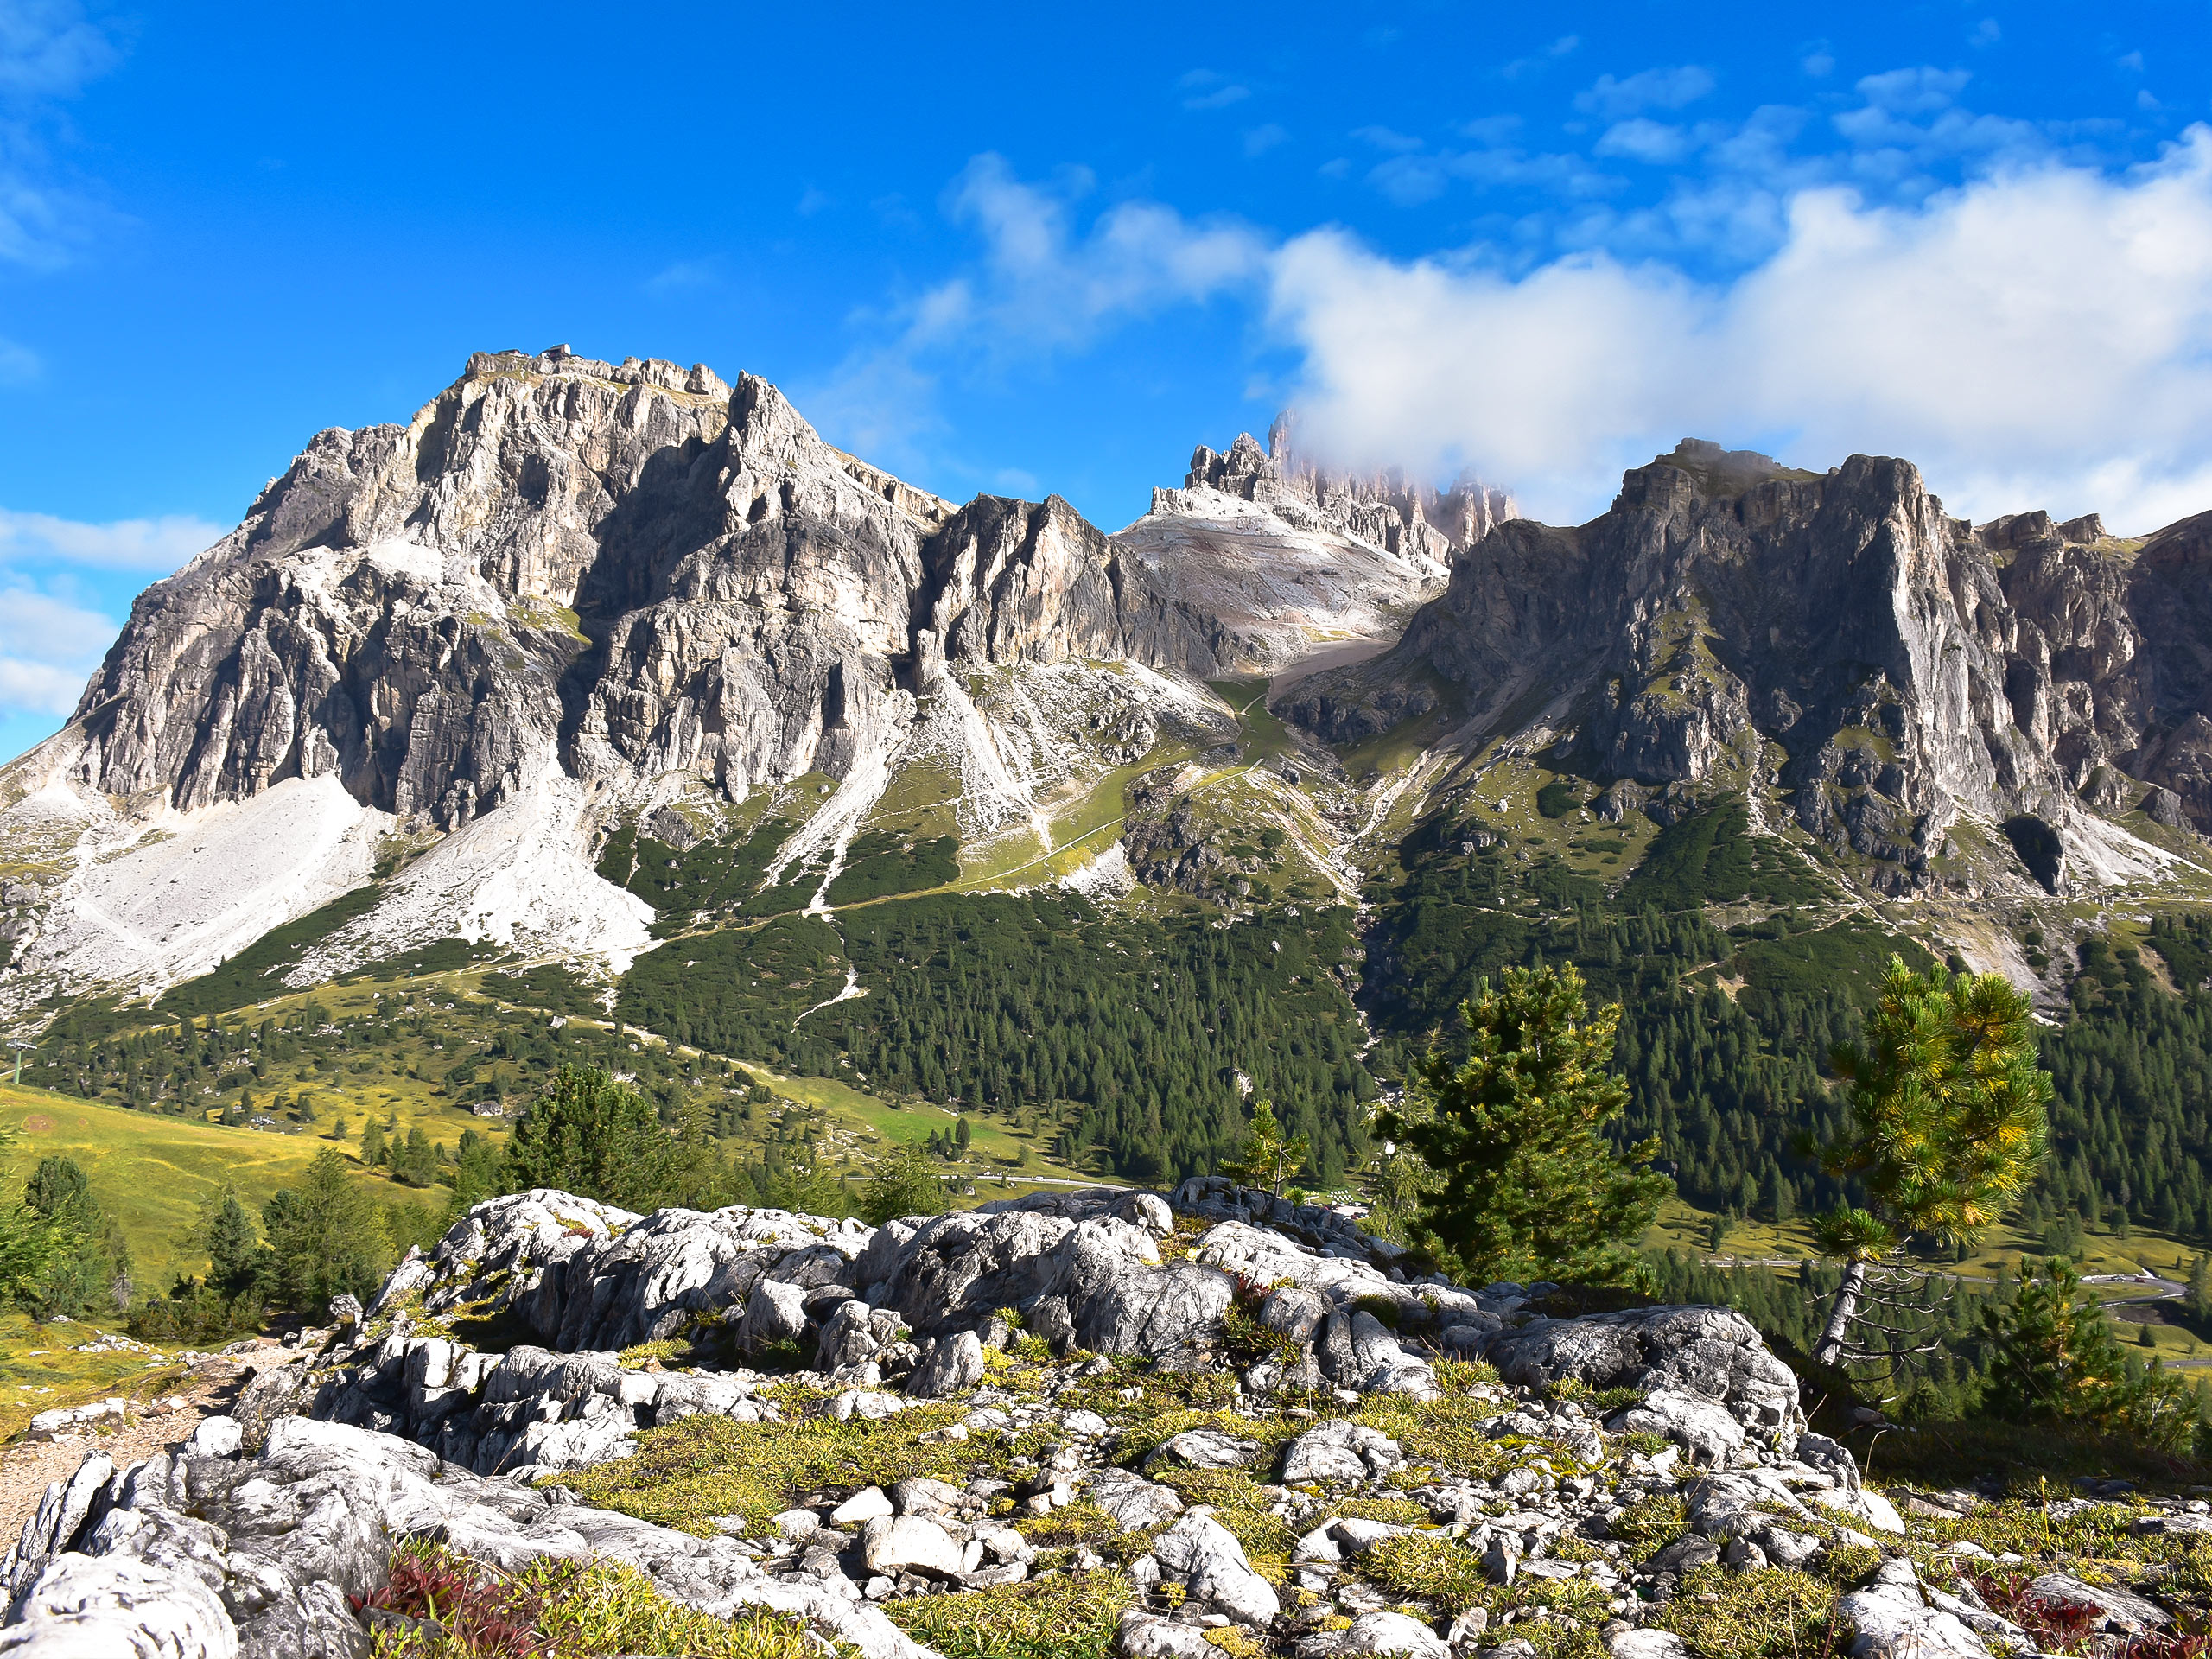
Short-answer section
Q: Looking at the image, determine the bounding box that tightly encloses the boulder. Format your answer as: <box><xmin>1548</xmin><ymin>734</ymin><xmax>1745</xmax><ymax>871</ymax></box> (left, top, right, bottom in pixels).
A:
<box><xmin>181</xmin><ymin>1418</ymin><xmax>241</xmax><ymax>1460</ymax></box>
<box><xmin>1143</xmin><ymin>1429</ymin><xmax>1262</xmax><ymax>1473</ymax></box>
<box><xmin>1118</xmin><ymin>1609</ymin><xmax>1218</xmax><ymax>1659</ymax></box>
<box><xmin>1838</xmin><ymin>1559</ymin><xmax>1993</xmax><ymax>1659</ymax></box>
<box><xmin>1610</xmin><ymin>1388</ymin><xmax>1750</xmax><ymax>1465</ymax></box>
<box><xmin>1337</xmin><ymin>1610</ymin><xmax>1451</xmax><ymax>1658</ymax></box>
<box><xmin>1281</xmin><ymin>1421</ymin><xmax>1402</xmax><ymax>1484</ymax></box>
<box><xmin>833</xmin><ymin>1488</ymin><xmax>895</xmax><ymax>1525</ymax></box>
<box><xmin>739</xmin><ymin>1279</ymin><xmax>809</xmax><ymax>1353</ymax></box>
<box><xmin>2025</xmin><ymin>1573</ymin><xmax>2169</xmax><ymax>1634</ymax></box>
<box><xmin>907</xmin><ymin>1332</ymin><xmax>985</xmax><ymax>1399</ymax></box>
<box><xmin>1488</xmin><ymin>1306</ymin><xmax>1802</xmax><ymax>1446</ymax></box>
<box><xmin>861</xmin><ymin>1515</ymin><xmax>966</xmax><ymax>1578</ymax></box>
<box><xmin>1151</xmin><ymin>1511</ymin><xmax>1279</xmax><ymax>1626</ymax></box>
<box><xmin>1085</xmin><ymin>1469</ymin><xmax>1185</xmax><ymax>1531</ymax></box>
<box><xmin>0</xmin><ymin>1552</ymin><xmax>240</xmax><ymax>1659</ymax></box>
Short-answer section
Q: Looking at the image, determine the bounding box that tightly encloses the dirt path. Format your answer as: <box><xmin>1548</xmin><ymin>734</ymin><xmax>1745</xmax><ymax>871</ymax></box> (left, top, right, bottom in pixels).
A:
<box><xmin>0</xmin><ymin>1344</ymin><xmax>281</xmax><ymax>1545</ymax></box>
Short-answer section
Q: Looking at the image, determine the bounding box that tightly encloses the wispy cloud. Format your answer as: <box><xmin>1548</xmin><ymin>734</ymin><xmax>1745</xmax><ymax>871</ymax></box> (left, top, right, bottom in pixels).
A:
<box><xmin>1243</xmin><ymin>124</ymin><xmax>1289</xmax><ymax>158</ymax></box>
<box><xmin>0</xmin><ymin>507</ymin><xmax>223</xmax><ymax>570</ymax></box>
<box><xmin>0</xmin><ymin>0</ymin><xmax>122</xmax><ymax>270</ymax></box>
<box><xmin>0</xmin><ymin>583</ymin><xmax>112</xmax><ymax>715</ymax></box>
<box><xmin>645</xmin><ymin>258</ymin><xmax>717</xmax><ymax>297</ymax></box>
<box><xmin>0</xmin><ymin>1</ymin><xmax>114</xmax><ymax>99</ymax></box>
<box><xmin>1574</xmin><ymin>66</ymin><xmax>1717</xmax><ymax>121</ymax></box>
<box><xmin>805</xmin><ymin>154</ymin><xmax>1269</xmax><ymax>470</ymax></box>
<box><xmin>1178</xmin><ymin>69</ymin><xmax>1249</xmax><ymax>111</ymax></box>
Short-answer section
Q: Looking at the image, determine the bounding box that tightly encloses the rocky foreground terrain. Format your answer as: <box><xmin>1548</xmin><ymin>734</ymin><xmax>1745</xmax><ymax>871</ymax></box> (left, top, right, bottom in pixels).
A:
<box><xmin>2</xmin><ymin>1179</ymin><xmax>2190</xmax><ymax>1659</ymax></box>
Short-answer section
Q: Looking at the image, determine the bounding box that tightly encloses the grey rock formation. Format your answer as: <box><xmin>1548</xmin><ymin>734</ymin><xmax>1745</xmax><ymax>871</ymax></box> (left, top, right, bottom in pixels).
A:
<box><xmin>0</xmin><ymin>1414</ymin><xmax>922</xmax><ymax>1659</ymax></box>
<box><xmin>1486</xmin><ymin>1300</ymin><xmax>1806</xmax><ymax>1446</ymax></box>
<box><xmin>1179</xmin><ymin>414</ymin><xmax>1516</xmax><ymax>565</ymax></box>
<box><xmin>1285</xmin><ymin>440</ymin><xmax>2212</xmax><ymax>891</ymax></box>
<box><xmin>1838</xmin><ymin>1559</ymin><xmax>1994</xmax><ymax>1659</ymax></box>
<box><xmin>1150</xmin><ymin>1512</ymin><xmax>1279</xmax><ymax>1627</ymax></box>
<box><xmin>48</xmin><ymin>352</ymin><xmax>1218</xmax><ymax>828</ymax></box>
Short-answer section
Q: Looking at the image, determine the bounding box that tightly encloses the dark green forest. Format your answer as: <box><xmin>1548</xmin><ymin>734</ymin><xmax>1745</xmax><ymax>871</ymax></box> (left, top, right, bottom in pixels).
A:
<box><xmin>618</xmin><ymin>892</ymin><xmax>1376</xmax><ymax>1185</ymax></box>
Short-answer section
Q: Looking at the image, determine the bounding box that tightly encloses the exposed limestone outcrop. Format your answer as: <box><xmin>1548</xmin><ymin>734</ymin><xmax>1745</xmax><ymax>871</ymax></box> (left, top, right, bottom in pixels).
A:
<box><xmin>42</xmin><ymin>348</ymin><xmax>1223</xmax><ymax>830</ymax></box>
<box><xmin>0</xmin><ymin>1414</ymin><xmax>925</xmax><ymax>1659</ymax></box>
<box><xmin>1</xmin><ymin>1178</ymin><xmax>1899</xmax><ymax>1659</ymax></box>
<box><xmin>1176</xmin><ymin>413</ymin><xmax>1517</xmax><ymax>566</ymax></box>
<box><xmin>248</xmin><ymin>1179</ymin><xmax>1808</xmax><ymax>1492</ymax></box>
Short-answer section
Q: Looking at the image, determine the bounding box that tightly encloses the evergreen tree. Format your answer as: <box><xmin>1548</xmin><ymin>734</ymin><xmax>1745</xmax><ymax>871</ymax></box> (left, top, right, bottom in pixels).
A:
<box><xmin>1219</xmin><ymin>1098</ymin><xmax>1311</xmax><ymax>1196</ymax></box>
<box><xmin>23</xmin><ymin>1156</ymin><xmax>88</xmax><ymax>1217</ymax></box>
<box><xmin>1982</xmin><ymin>1256</ymin><xmax>2199</xmax><ymax>1451</ymax></box>
<box><xmin>359</xmin><ymin>1118</ymin><xmax>386</xmax><ymax>1168</ymax></box>
<box><xmin>1811</xmin><ymin>959</ymin><xmax>2052</xmax><ymax>1368</ymax></box>
<box><xmin>261</xmin><ymin>1148</ymin><xmax>391</xmax><ymax>1313</ymax></box>
<box><xmin>498</xmin><ymin>1063</ymin><xmax>681</xmax><ymax>1210</ymax></box>
<box><xmin>1381</xmin><ymin>963</ymin><xmax>1671</xmax><ymax>1288</ymax></box>
<box><xmin>857</xmin><ymin>1142</ymin><xmax>950</xmax><ymax>1226</ymax></box>
<box><xmin>202</xmin><ymin>1186</ymin><xmax>261</xmax><ymax>1300</ymax></box>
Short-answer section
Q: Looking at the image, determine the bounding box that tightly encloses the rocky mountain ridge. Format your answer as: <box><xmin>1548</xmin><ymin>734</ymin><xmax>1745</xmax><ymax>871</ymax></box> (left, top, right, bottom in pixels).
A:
<box><xmin>1285</xmin><ymin>440</ymin><xmax>2212</xmax><ymax>900</ymax></box>
<box><xmin>5</xmin><ymin>354</ymin><xmax>2212</xmax><ymax>1041</ymax></box>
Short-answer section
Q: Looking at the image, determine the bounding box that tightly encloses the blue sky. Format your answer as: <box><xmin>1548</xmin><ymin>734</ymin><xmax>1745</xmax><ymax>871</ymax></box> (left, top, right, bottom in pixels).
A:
<box><xmin>1</xmin><ymin>1</ymin><xmax>2209</xmax><ymax>760</ymax></box>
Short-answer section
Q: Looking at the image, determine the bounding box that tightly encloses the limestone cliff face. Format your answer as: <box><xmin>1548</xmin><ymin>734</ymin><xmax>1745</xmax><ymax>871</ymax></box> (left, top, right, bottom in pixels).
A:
<box><xmin>1284</xmin><ymin>440</ymin><xmax>2212</xmax><ymax>891</ymax></box>
<box><xmin>48</xmin><ymin>347</ymin><xmax>1223</xmax><ymax>829</ymax></box>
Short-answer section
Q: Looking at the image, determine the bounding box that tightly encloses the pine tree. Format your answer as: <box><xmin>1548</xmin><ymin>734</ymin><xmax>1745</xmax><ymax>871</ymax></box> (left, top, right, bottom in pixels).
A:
<box><xmin>1983</xmin><ymin>1256</ymin><xmax>2199</xmax><ymax>1451</ymax></box>
<box><xmin>499</xmin><ymin>1063</ymin><xmax>682</xmax><ymax>1209</ymax></box>
<box><xmin>1220</xmin><ymin>1098</ymin><xmax>1311</xmax><ymax>1196</ymax></box>
<box><xmin>1381</xmin><ymin>963</ymin><xmax>1671</xmax><ymax>1288</ymax></box>
<box><xmin>261</xmin><ymin>1148</ymin><xmax>391</xmax><ymax>1313</ymax></box>
<box><xmin>1812</xmin><ymin>958</ymin><xmax>2051</xmax><ymax>1369</ymax></box>
<box><xmin>201</xmin><ymin>1187</ymin><xmax>261</xmax><ymax>1300</ymax></box>
<box><xmin>359</xmin><ymin>1119</ymin><xmax>386</xmax><ymax>1168</ymax></box>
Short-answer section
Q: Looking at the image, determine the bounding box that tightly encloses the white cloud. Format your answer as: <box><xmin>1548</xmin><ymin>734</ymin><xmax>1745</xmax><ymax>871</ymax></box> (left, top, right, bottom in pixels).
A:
<box><xmin>1178</xmin><ymin>68</ymin><xmax>1249</xmax><ymax>111</ymax></box>
<box><xmin>1264</xmin><ymin>127</ymin><xmax>2212</xmax><ymax>531</ymax></box>
<box><xmin>645</xmin><ymin>258</ymin><xmax>716</xmax><ymax>296</ymax></box>
<box><xmin>0</xmin><ymin>334</ymin><xmax>35</xmax><ymax>381</ymax></box>
<box><xmin>0</xmin><ymin>0</ymin><xmax>119</xmax><ymax>270</ymax></box>
<box><xmin>1352</xmin><ymin>125</ymin><xmax>1423</xmax><ymax>155</ymax></box>
<box><xmin>0</xmin><ymin>507</ymin><xmax>223</xmax><ymax>570</ymax></box>
<box><xmin>1596</xmin><ymin>118</ymin><xmax>1695</xmax><ymax>164</ymax></box>
<box><xmin>1575</xmin><ymin>66</ymin><xmax>1716</xmax><ymax>121</ymax></box>
<box><xmin>0</xmin><ymin>1</ymin><xmax>113</xmax><ymax>99</ymax></box>
<box><xmin>0</xmin><ymin>585</ymin><xmax>113</xmax><ymax>716</ymax></box>
<box><xmin>1243</xmin><ymin>124</ymin><xmax>1289</xmax><ymax>158</ymax></box>
<box><xmin>804</xmin><ymin>155</ymin><xmax>1269</xmax><ymax>469</ymax></box>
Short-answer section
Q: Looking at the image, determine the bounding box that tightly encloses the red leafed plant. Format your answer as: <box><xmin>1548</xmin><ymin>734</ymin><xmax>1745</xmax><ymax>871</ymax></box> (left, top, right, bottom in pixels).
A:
<box><xmin>354</xmin><ymin>1543</ymin><xmax>549</xmax><ymax>1658</ymax></box>
<box><xmin>1960</xmin><ymin>1567</ymin><xmax>2103</xmax><ymax>1656</ymax></box>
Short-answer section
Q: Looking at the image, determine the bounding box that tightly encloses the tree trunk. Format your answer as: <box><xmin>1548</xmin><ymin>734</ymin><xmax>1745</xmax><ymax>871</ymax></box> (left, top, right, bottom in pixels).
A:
<box><xmin>1814</xmin><ymin>1257</ymin><xmax>1869</xmax><ymax>1369</ymax></box>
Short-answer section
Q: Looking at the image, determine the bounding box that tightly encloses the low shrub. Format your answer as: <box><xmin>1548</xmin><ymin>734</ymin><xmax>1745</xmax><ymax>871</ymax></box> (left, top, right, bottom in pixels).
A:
<box><xmin>361</xmin><ymin>1541</ymin><xmax>817</xmax><ymax>1658</ymax></box>
<box><xmin>887</xmin><ymin>1568</ymin><xmax>1135</xmax><ymax>1659</ymax></box>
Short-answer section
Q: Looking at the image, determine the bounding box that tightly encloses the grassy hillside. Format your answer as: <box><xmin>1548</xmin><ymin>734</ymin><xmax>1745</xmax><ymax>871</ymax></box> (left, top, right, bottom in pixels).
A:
<box><xmin>0</xmin><ymin>1082</ymin><xmax>439</xmax><ymax>1290</ymax></box>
